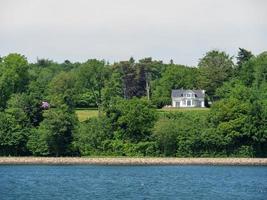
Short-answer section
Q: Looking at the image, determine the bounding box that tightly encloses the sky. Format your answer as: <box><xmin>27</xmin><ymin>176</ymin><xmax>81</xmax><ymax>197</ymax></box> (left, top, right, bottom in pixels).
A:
<box><xmin>0</xmin><ymin>0</ymin><xmax>266</xmax><ymax>66</ymax></box>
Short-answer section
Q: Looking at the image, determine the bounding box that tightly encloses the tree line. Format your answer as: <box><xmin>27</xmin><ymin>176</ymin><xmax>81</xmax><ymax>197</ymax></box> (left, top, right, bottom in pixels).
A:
<box><xmin>0</xmin><ymin>48</ymin><xmax>266</xmax><ymax>157</ymax></box>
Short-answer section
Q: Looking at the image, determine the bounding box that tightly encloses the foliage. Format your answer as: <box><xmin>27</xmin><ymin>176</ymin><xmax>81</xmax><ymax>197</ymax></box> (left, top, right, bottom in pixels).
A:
<box><xmin>48</xmin><ymin>71</ymin><xmax>77</xmax><ymax>108</ymax></box>
<box><xmin>198</xmin><ymin>50</ymin><xmax>234</xmax><ymax>98</ymax></box>
<box><xmin>111</xmin><ymin>58</ymin><xmax>165</xmax><ymax>100</ymax></box>
<box><xmin>0</xmin><ymin>112</ymin><xmax>30</xmax><ymax>156</ymax></box>
<box><xmin>207</xmin><ymin>81</ymin><xmax>267</xmax><ymax>156</ymax></box>
<box><xmin>27</xmin><ymin>105</ymin><xmax>77</xmax><ymax>156</ymax></box>
<box><xmin>152</xmin><ymin>64</ymin><xmax>198</xmax><ymax>108</ymax></box>
<box><xmin>7</xmin><ymin>93</ymin><xmax>43</xmax><ymax>126</ymax></box>
<box><xmin>0</xmin><ymin>54</ymin><xmax>29</xmax><ymax>109</ymax></box>
<box><xmin>106</xmin><ymin>98</ymin><xmax>157</xmax><ymax>143</ymax></box>
<box><xmin>236</xmin><ymin>48</ymin><xmax>253</xmax><ymax>69</ymax></box>
<box><xmin>73</xmin><ymin>98</ymin><xmax>158</xmax><ymax>156</ymax></box>
<box><xmin>154</xmin><ymin>111</ymin><xmax>208</xmax><ymax>157</ymax></box>
<box><xmin>75</xmin><ymin>59</ymin><xmax>109</xmax><ymax>109</ymax></box>
<box><xmin>102</xmin><ymin>70</ymin><xmax>124</xmax><ymax>109</ymax></box>
<box><xmin>73</xmin><ymin>117</ymin><xmax>112</xmax><ymax>156</ymax></box>
<box><xmin>0</xmin><ymin>49</ymin><xmax>266</xmax><ymax>157</ymax></box>
<box><xmin>153</xmin><ymin>118</ymin><xmax>178</xmax><ymax>156</ymax></box>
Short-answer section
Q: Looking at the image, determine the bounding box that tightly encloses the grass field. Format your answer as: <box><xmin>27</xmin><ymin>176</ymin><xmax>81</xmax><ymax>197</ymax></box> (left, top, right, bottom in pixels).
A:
<box><xmin>76</xmin><ymin>107</ymin><xmax>210</xmax><ymax>122</ymax></box>
<box><xmin>157</xmin><ymin>107</ymin><xmax>210</xmax><ymax>118</ymax></box>
<box><xmin>75</xmin><ymin>108</ymin><xmax>98</xmax><ymax>122</ymax></box>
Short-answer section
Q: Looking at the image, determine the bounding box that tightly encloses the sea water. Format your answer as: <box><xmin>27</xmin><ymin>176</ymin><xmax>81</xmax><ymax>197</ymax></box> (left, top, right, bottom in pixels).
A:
<box><xmin>0</xmin><ymin>165</ymin><xmax>266</xmax><ymax>200</ymax></box>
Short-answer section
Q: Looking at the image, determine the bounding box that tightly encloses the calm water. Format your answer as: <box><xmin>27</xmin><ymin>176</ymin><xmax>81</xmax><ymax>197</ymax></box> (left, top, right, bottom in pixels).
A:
<box><xmin>0</xmin><ymin>165</ymin><xmax>266</xmax><ymax>200</ymax></box>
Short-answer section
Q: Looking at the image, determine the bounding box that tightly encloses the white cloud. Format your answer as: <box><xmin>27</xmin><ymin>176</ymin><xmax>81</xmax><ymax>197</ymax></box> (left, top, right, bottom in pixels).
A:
<box><xmin>0</xmin><ymin>0</ymin><xmax>266</xmax><ymax>65</ymax></box>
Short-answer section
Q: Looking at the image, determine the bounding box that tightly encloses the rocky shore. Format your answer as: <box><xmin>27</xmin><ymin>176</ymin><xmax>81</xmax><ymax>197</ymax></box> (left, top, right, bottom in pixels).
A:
<box><xmin>0</xmin><ymin>157</ymin><xmax>267</xmax><ymax>165</ymax></box>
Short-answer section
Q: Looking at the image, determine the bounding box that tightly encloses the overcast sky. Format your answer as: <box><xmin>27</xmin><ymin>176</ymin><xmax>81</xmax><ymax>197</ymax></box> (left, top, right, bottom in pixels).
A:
<box><xmin>0</xmin><ymin>0</ymin><xmax>266</xmax><ymax>65</ymax></box>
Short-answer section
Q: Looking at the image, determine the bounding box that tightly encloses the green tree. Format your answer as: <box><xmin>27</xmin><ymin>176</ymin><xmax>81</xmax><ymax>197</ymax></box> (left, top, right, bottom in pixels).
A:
<box><xmin>28</xmin><ymin>67</ymin><xmax>55</xmax><ymax>98</ymax></box>
<box><xmin>111</xmin><ymin>57</ymin><xmax>165</xmax><ymax>100</ymax></box>
<box><xmin>102</xmin><ymin>70</ymin><xmax>124</xmax><ymax>109</ymax></box>
<box><xmin>253</xmin><ymin>52</ymin><xmax>267</xmax><ymax>89</ymax></box>
<box><xmin>153</xmin><ymin>118</ymin><xmax>178</xmax><ymax>156</ymax></box>
<box><xmin>0</xmin><ymin>53</ymin><xmax>29</xmax><ymax>109</ymax></box>
<box><xmin>198</xmin><ymin>50</ymin><xmax>234</xmax><ymax>99</ymax></box>
<box><xmin>152</xmin><ymin>64</ymin><xmax>198</xmax><ymax>107</ymax></box>
<box><xmin>236</xmin><ymin>48</ymin><xmax>253</xmax><ymax>69</ymax></box>
<box><xmin>106</xmin><ymin>98</ymin><xmax>157</xmax><ymax>143</ymax></box>
<box><xmin>48</xmin><ymin>71</ymin><xmax>77</xmax><ymax>108</ymax></box>
<box><xmin>208</xmin><ymin>82</ymin><xmax>259</xmax><ymax>156</ymax></box>
<box><xmin>238</xmin><ymin>52</ymin><xmax>267</xmax><ymax>88</ymax></box>
<box><xmin>248</xmin><ymin>83</ymin><xmax>267</xmax><ymax>156</ymax></box>
<box><xmin>73</xmin><ymin>117</ymin><xmax>112</xmax><ymax>155</ymax></box>
<box><xmin>114</xmin><ymin>58</ymin><xmax>137</xmax><ymax>99</ymax></box>
<box><xmin>27</xmin><ymin>105</ymin><xmax>77</xmax><ymax>156</ymax></box>
<box><xmin>0</xmin><ymin>112</ymin><xmax>30</xmax><ymax>156</ymax></box>
<box><xmin>153</xmin><ymin>111</ymin><xmax>208</xmax><ymax>157</ymax></box>
<box><xmin>135</xmin><ymin>58</ymin><xmax>164</xmax><ymax>100</ymax></box>
<box><xmin>7</xmin><ymin>93</ymin><xmax>43</xmax><ymax>127</ymax></box>
<box><xmin>76</xmin><ymin>59</ymin><xmax>109</xmax><ymax>111</ymax></box>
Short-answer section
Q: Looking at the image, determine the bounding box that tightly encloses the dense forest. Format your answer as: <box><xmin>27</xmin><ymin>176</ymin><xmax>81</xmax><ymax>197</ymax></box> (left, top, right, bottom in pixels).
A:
<box><xmin>0</xmin><ymin>48</ymin><xmax>266</xmax><ymax>157</ymax></box>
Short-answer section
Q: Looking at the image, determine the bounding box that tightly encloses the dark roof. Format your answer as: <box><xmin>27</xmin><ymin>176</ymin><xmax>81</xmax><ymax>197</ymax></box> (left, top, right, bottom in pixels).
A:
<box><xmin>172</xmin><ymin>89</ymin><xmax>205</xmax><ymax>98</ymax></box>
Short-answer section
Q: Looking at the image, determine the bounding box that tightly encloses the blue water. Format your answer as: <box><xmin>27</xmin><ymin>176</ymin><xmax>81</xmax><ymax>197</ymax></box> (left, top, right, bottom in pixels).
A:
<box><xmin>0</xmin><ymin>165</ymin><xmax>266</xmax><ymax>200</ymax></box>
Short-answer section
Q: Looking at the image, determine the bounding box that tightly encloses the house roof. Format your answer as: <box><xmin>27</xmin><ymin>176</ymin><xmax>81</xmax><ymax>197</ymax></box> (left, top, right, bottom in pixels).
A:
<box><xmin>172</xmin><ymin>89</ymin><xmax>205</xmax><ymax>98</ymax></box>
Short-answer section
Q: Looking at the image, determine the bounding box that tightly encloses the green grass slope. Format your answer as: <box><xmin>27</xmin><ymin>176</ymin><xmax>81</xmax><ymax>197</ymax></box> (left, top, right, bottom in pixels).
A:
<box><xmin>75</xmin><ymin>108</ymin><xmax>99</xmax><ymax>122</ymax></box>
<box><xmin>76</xmin><ymin>107</ymin><xmax>210</xmax><ymax>122</ymax></box>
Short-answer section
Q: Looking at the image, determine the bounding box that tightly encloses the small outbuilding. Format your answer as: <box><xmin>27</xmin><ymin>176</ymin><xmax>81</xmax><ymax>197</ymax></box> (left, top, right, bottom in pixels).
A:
<box><xmin>171</xmin><ymin>89</ymin><xmax>205</xmax><ymax>108</ymax></box>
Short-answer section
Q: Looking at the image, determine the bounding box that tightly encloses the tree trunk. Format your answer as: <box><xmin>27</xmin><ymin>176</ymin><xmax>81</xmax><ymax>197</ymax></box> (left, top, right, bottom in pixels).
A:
<box><xmin>145</xmin><ymin>72</ymin><xmax>150</xmax><ymax>100</ymax></box>
<box><xmin>146</xmin><ymin>79</ymin><xmax>150</xmax><ymax>100</ymax></box>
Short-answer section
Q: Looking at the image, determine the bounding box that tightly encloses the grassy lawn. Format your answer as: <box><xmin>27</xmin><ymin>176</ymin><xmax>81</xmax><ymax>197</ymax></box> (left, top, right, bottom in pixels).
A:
<box><xmin>75</xmin><ymin>108</ymin><xmax>98</xmax><ymax>122</ymax></box>
<box><xmin>76</xmin><ymin>107</ymin><xmax>210</xmax><ymax>122</ymax></box>
<box><xmin>157</xmin><ymin>107</ymin><xmax>210</xmax><ymax>118</ymax></box>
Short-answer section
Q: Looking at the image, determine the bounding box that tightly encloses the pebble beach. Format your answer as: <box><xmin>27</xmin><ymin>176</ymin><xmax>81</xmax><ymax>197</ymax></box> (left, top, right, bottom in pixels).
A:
<box><xmin>0</xmin><ymin>157</ymin><xmax>267</xmax><ymax>165</ymax></box>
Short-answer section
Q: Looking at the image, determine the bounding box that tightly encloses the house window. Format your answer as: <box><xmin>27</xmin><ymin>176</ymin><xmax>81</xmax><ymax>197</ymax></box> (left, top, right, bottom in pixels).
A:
<box><xmin>183</xmin><ymin>100</ymin><xmax>186</xmax><ymax>105</ymax></box>
<box><xmin>186</xmin><ymin>93</ymin><xmax>191</xmax><ymax>97</ymax></box>
<box><xmin>187</xmin><ymin>100</ymin><xmax>191</xmax><ymax>106</ymax></box>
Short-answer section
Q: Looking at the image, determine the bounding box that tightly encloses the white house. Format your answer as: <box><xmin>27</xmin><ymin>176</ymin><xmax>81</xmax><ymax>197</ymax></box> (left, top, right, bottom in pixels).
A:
<box><xmin>171</xmin><ymin>89</ymin><xmax>205</xmax><ymax>108</ymax></box>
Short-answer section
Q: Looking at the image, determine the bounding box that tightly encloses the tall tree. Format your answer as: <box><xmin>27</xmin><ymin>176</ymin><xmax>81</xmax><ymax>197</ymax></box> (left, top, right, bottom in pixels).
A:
<box><xmin>0</xmin><ymin>111</ymin><xmax>30</xmax><ymax>156</ymax></box>
<box><xmin>136</xmin><ymin>58</ymin><xmax>163</xmax><ymax>100</ymax></box>
<box><xmin>0</xmin><ymin>53</ymin><xmax>29</xmax><ymax>109</ymax></box>
<box><xmin>198</xmin><ymin>50</ymin><xmax>234</xmax><ymax>99</ymax></box>
<box><xmin>48</xmin><ymin>71</ymin><xmax>77</xmax><ymax>108</ymax></box>
<box><xmin>106</xmin><ymin>98</ymin><xmax>157</xmax><ymax>143</ymax></box>
<box><xmin>76</xmin><ymin>59</ymin><xmax>109</xmax><ymax>111</ymax></box>
<box><xmin>115</xmin><ymin>58</ymin><xmax>137</xmax><ymax>99</ymax></box>
<box><xmin>236</xmin><ymin>48</ymin><xmax>253</xmax><ymax>68</ymax></box>
<box><xmin>102</xmin><ymin>69</ymin><xmax>124</xmax><ymax>108</ymax></box>
<box><xmin>253</xmin><ymin>52</ymin><xmax>267</xmax><ymax>89</ymax></box>
<box><xmin>152</xmin><ymin>64</ymin><xmax>198</xmax><ymax>108</ymax></box>
<box><xmin>27</xmin><ymin>105</ymin><xmax>77</xmax><ymax>156</ymax></box>
<box><xmin>239</xmin><ymin>52</ymin><xmax>267</xmax><ymax>87</ymax></box>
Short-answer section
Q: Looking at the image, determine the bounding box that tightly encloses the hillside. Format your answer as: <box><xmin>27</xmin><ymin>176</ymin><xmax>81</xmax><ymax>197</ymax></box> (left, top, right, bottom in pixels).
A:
<box><xmin>76</xmin><ymin>107</ymin><xmax>210</xmax><ymax>122</ymax></box>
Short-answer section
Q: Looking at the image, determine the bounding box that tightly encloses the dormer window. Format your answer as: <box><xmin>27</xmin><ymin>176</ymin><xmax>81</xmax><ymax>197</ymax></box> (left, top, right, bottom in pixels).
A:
<box><xmin>186</xmin><ymin>93</ymin><xmax>191</xmax><ymax>97</ymax></box>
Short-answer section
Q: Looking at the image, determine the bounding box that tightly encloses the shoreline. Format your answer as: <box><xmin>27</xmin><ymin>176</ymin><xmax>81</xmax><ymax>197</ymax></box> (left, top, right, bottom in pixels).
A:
<box><xmin>0</xmin><ymin>157</ymin><xmax>267</xmax><ymax>166</ymax></box>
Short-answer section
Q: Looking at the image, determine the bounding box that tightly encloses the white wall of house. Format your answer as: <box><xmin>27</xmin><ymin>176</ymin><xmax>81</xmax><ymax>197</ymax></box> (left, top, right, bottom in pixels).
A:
<box><xmin>171</xmin><ymin>90</ymin><xmax>205</xmax><ymax>108</ymax></box>
<box><xmin>201</xmin><ymin>101</ymin><xmax>205</xmax><ymax>107</ymax></box>
<box><xmin>172</xmin><ymin>98</ymin><xmax>205</xmax><ymax>108</ymax></box>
